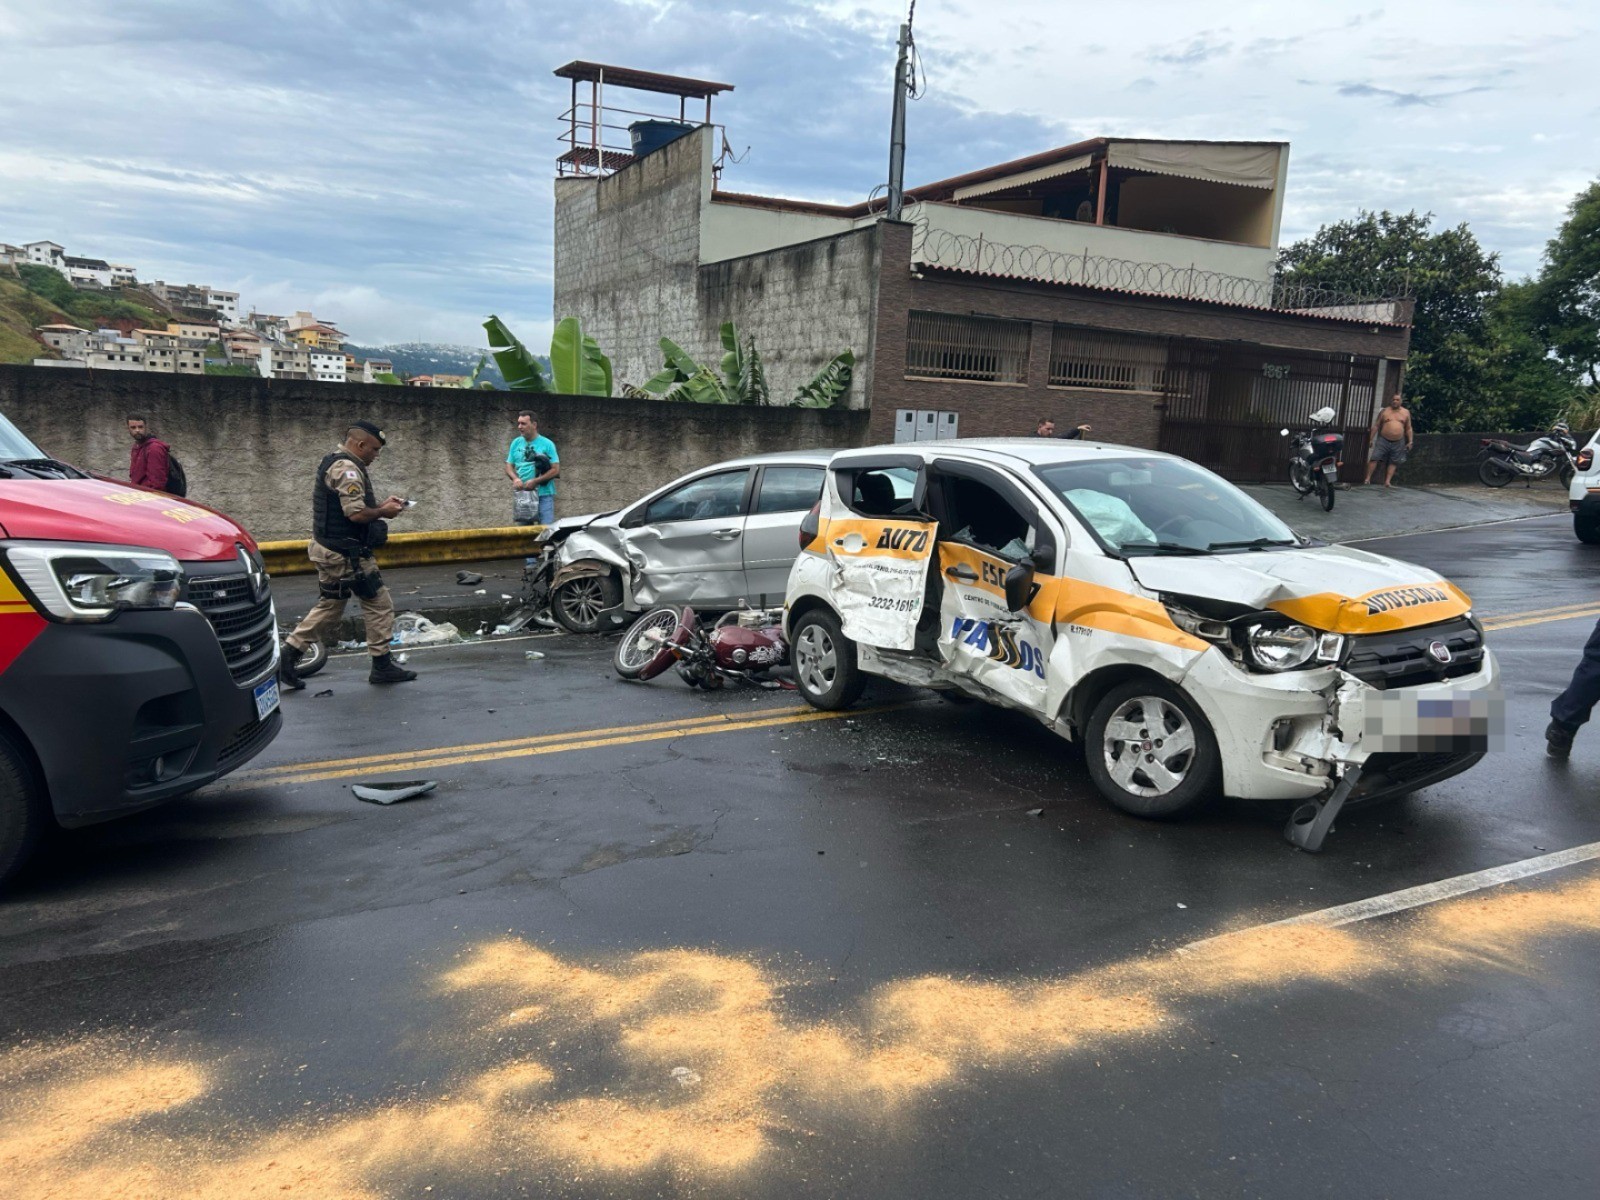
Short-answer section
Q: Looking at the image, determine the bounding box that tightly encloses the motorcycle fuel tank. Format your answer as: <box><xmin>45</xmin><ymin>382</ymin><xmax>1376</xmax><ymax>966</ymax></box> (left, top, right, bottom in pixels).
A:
<box><xmin>711</xmin><ymin>623</ymin><xmax>787</xmax><ymax>669</ymax></box>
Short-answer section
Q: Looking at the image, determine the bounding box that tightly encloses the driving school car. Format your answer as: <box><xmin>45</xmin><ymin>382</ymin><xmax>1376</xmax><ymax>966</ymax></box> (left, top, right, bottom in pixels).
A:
<box><xmin>785</xmin><ymin>439</ymin><xmax>1500</xmax><ymax>849</ymax></box>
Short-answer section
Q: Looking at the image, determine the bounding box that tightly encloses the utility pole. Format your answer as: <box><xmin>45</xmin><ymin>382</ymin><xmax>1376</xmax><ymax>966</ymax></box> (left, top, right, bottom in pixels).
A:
<box><xmin>886</xmin><ymin>20</ymin><xmax>911</xmax><ymax>221</ymax></box>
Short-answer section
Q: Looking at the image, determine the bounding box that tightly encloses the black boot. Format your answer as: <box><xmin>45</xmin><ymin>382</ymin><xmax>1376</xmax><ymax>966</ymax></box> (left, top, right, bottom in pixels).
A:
<box><xmin>1546</xmin><ymin>720</ymin><xmax>1576</xmax><ymax>760</ymax></box>
<box><xmin>278</xmin><ymin>642</ymin><xmax>306</xmax><ymax>691</ymax></box>
<box><xmin>368</xmin><ymin>652</ymin><xmax>417</xmax><ymax>685</ymax></box>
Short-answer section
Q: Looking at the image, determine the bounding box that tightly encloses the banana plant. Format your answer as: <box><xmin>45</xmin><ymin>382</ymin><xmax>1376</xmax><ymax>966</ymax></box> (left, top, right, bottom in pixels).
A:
<box><xmin>792</xmin><ymin>349</ymin><xmax>855</xmax><ymax>408</ymax></box>
<box><xmin>483</xmin><ymin>315</ymin><xmax>613</xmax><ymax>396</ymax></box>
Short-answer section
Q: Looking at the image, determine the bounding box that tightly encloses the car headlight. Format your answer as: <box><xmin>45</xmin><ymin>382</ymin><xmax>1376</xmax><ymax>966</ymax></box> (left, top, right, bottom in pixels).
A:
<box><xmin>4</xmin><ymin>544</ymin><xmax>182</xmax><ymax>622</ymax></box>
<box><xmin>1245</xmin><ymin>623</ymin><xmax>1324</xmax><ymax>672</ymax></box>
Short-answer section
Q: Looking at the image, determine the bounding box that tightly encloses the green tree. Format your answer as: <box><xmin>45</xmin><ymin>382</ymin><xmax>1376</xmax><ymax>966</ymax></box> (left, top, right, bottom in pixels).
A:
<box><xmin>1482</xmin><ymin>281</ymin><xmax>1578</xmax><ymax>430</ymax></box>
<box><xmin>1278</xmin><ymin>211</ymin><xmax>1503</xmax><ymax>430</ymax></box>
<box><xmin>1527</xmin><ymin>178</ymin><xmax>1600</xmax><ymax>389</ymax></box>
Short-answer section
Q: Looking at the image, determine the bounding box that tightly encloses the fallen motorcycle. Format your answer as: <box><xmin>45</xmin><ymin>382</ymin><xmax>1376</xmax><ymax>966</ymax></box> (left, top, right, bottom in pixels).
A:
<box><xmin>614</xmin><ymin>605</ymin><xmax>790</xmax><ymax>689</ymax></box>
<box><xmin>1478</xmin><ymin>422</ymin><xmax>1577</xmax><ymax>489</ymax></box>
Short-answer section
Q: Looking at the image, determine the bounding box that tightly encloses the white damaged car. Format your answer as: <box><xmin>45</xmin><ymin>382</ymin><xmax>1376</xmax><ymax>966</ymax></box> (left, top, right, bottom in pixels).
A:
<box><xmin>784</xmin><ymin>439</ymin><xmax>1501</xmax><ymax>849</ymax></box>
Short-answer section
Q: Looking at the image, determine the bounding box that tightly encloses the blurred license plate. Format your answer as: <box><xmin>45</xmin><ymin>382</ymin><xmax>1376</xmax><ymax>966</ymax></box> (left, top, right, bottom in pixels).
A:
<box><xmin>1361</xmin><ymin>690</ymin><xmax>1504</xmax><ymax>753</ymax></box>
<box><xmin>253</xmin><ymin>678</ymin><xmax>281</xmax><ymax>720</ymax></box>
<box><xmin>1321</xmin><ymin>462</ymin><xmax>1340</xmax><ymax>479</ymax></box>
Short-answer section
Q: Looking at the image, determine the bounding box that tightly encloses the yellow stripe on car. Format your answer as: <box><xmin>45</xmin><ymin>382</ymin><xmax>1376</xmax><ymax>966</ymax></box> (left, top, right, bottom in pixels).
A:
<box><xmin>1268</xmin><ymin>581</ymin><xmax>1473</xmax><ymax>634</ymax></box>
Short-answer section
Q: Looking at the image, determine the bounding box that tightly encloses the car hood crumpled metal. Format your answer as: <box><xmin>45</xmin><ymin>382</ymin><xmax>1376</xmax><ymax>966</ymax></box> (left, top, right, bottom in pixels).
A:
<box><xmin>1127</xmin><ymin>543</ymin><xmax>1471</xmax><ymax>633</ymax></box>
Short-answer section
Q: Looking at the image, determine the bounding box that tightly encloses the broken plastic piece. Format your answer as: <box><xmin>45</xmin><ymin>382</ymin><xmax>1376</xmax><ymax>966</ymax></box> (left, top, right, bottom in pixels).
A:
<box><xmin>313</xmin><ymin>688</ymin><xmax>334</xmax><ymax>698</ymax></box>
<box><xmin>352</xmin><ymin>780</ymin><xmax>438</xmax><ymax>805</ymax></box>
<box><xmin>391</xmin><ymin>613</ymin><xmax>463</xmax><ymax>647</ymax></box>
<box><xmin>456</xmin><ymin>571</ymin><xmax>484</xmax><ymax>585</ymax></box>
<box><xmin>525</xmin><ymin>650</ymin><xmax>546</xmax><ymax>661</ymax></box>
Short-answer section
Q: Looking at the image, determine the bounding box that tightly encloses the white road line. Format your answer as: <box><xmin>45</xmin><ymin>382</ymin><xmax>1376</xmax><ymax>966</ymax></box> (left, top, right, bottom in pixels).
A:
<box><xmin>1184</xmin><ymin>840</ymin><xmax>1600</xmax><ymax>951</ymax></box>
<box><xmin>326</xmin><ymin>631</ymin><xmax>561</xmax><ymax>659</ymax></box>
<box><xmin>1345</xmin><ymin>509</ymin><xmax>1565</xmax><ymax>545</ymax></box>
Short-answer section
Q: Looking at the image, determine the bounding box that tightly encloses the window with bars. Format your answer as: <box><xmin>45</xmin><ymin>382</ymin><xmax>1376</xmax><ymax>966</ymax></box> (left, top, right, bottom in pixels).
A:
<box><xmin>905</xmin><ymin>312</ymin><xmax>1031</xmax><ymax>383</ymax></box>
<box><xmin>1049</xmin><ymin>327</ymin><xmax>1186</xmax><ymax>394</ymax></box>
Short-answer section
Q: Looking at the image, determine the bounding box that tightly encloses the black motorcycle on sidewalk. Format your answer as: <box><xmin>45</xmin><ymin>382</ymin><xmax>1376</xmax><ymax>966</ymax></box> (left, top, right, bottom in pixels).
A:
<box><xmin>1478</xmin><ymin>422</ymin><xmax>1577</xmax><ymax>489</ymax></box>
<box><xmin>1283</xmin><ymin>406</ymin><xmax>1343</xmax><ymax>512</ymax></box>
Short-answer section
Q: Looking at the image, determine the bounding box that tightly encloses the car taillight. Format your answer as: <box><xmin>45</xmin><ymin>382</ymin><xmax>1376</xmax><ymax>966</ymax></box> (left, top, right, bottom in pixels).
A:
<box><xmin>798</xmin><ymin>502</ymin><xmax>821</xmax><ymax>551</ymax></box>
<box><xmin>1578</xmin><ymin>449</ymin><xmax>1594</xmax><ymax>472</ymax></box>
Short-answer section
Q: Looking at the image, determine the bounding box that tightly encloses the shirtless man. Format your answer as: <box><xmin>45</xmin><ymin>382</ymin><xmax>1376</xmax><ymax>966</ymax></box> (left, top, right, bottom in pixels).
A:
<box><xmin>1364</xmin><ymin>393</ymin><xmax>1414</xmax><ymax>487</ymax></box>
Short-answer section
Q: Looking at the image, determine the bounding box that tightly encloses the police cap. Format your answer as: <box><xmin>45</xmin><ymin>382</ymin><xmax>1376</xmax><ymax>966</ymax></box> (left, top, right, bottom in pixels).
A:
<box><xmin>350</xmin><ymin>419</ymin><xmax>387</xmax><ymax>446</ymax></box>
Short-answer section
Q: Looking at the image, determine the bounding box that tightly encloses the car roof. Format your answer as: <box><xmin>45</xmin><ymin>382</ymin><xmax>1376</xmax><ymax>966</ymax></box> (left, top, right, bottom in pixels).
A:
<box><xmin>695</xmin><ymin>449</ymin><xmax>838</xmax><ymax>470</ymax></box>
<box><xmin>827</xmin><ymin>438</ymin><xmax>1184</xmax><ymax>470</ymax></box>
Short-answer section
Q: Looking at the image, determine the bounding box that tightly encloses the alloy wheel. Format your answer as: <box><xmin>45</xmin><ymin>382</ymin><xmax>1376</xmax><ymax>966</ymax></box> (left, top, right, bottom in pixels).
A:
<box><xmin>559</xmin><ymin>578</ymin><xmax>605</xmax><ymax>627</ymax></box>
<box><xmin>1102</xmin><ymin>696</ymin><xmax>1197</xmax><ymax>798</ymax></box>
<box><xmin>794</xmin><ymin>624</ymin><xmax>838</xmax><ymax>696</ymax></box>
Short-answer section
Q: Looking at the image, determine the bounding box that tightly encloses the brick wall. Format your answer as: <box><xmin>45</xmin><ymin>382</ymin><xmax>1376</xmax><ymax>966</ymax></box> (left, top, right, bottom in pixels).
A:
<box><xmin>552</xmin><ymin>129</ymin><xmax>709</xmax><ymax>394</ymax></box>
<box><xmin>867</xmin><ymin>220</ymin><xmax>1411</xmax><ymax>450</ymax></box>
<box><xmin>0</xmin><ymin>365</ymin><xmax>870</xmax><ymax>541</ymax></box>
<box><xmin>695</xmin><ymin>225</ymin><xmax>879</xmax><ymax>409</ymax></box>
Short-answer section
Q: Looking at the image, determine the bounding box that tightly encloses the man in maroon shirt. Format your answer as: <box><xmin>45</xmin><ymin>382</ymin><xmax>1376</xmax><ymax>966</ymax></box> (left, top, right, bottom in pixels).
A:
<box><xmin>127</xmin><ymin>414</ymin><xmax>173</xmax><ymax>493</ymax></box>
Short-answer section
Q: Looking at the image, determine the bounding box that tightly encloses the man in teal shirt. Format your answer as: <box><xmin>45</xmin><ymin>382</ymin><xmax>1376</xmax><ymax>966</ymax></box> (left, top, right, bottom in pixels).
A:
<box><xmin>504</xmin><ymin>410</ymin><xmax>560</xmax><ymax>525</ymax></box>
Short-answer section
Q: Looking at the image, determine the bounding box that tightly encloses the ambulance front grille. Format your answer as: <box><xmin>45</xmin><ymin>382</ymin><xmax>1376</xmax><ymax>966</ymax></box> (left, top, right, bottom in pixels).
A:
<box><xmin>1342</xmin><ymin>617</ymin><xmax>1484</xmax><ymax>691</ymax></box>
<box><xmin>183</xmin><ymin>572</ymin><xmax>276</xmax><ymax>685</ymax></box>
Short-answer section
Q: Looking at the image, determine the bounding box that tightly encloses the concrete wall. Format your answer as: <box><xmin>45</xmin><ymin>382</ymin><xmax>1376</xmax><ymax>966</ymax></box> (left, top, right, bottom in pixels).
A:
<box><xmin>553</xmin><ymin>128</ymin><xmax>712</xmax><ymax>395</ymax></box>
<box><xmin>694</xmin><ymin>226</ymin><xmax>880</xmax><ymax>411</ymax></box>
<box><xmin>1401</xmin><ymin>430</ymin><xmax>1592</xmax><ymax>486</ymax></box>
<box><xmin>0</xmin><ymin>365</ymin><xmax>870</xmax><ymax>542</ymax></box>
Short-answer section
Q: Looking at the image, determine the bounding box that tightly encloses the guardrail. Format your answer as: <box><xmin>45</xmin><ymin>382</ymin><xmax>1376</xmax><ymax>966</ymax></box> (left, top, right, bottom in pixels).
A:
<box><xmin>259</xmin><ymin>526</ymin><xmax>546</xmax><ymax>577</ymax></box>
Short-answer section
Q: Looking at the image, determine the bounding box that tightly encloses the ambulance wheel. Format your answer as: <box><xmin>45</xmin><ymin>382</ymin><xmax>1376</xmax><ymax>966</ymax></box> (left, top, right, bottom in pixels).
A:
<box><xmin>0</xmin><ymin>730</ymin><xmax>45</xmax><ymax>888</ymax></box>
<box><xmin>1085</xmin><ymin>679</ymin><xmax>1220</xmax><ymax>819</ymax></box>
<box><xmin>792</xmin><ymin>609</ymin><xmax>864</xmax><ymax>710</ymax></box>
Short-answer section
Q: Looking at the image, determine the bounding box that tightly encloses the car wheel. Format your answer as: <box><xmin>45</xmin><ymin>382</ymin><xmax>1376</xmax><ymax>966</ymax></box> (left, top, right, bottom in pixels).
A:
<box><xmin>0</xmin><ymin>730</ymin><xmax>46</xmax><ymax>888</ymax></box>
<box><xmin>553</xmin><ymin>573</ymin><xmax>622</xmax><ymax>634</ymax></box>
<box><xmin>792</xmin><ymin>608</ymin><xmax>864</xmax><ymax>711</ymax></box>
<box><xmin>1576</xmin><ymin>514</ymin><xmax>1600</xmax><ymax>545</ymax></box>
<box><xmin>1084</xmin><ymin>679</ymin><xmax>1220</xmax><ymax>819</ymax></box>
<box><xmin>296</xmin><ymin>639</ymin><xmax>328</xmax><ymax>677</ymax></box>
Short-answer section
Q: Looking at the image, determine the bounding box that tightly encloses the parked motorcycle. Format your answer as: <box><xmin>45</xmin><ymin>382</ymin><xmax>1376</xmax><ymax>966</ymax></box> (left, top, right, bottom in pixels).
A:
<box><xmin>1282</xmin><ymin>406</ymin><xmax>1343</xmax><ymax>512</ymax></box>
<box><xmin>614</xmin><ymin>605</ymin><xmax>790</xmax><ymax>689</ymax></box>
<box><xmin>1478</xmin><ymin>422</ymin><xmax>1577</xmax><ymax>489</ymax></box>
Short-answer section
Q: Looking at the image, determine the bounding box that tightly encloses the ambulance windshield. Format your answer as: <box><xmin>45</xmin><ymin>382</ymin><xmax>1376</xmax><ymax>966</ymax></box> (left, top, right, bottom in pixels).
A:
<box><xmin>1036</xmin><ymin>457</ymin><xmax>1299</xmax><ymax>556</ymax></box>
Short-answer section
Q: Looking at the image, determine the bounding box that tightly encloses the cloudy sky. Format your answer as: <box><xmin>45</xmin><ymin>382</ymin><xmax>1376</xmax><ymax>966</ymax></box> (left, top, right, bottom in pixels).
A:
<box><xmin>1</xmin><ymin>0</ymin><xmax>1594</xmax><ymax>347</ymax></box>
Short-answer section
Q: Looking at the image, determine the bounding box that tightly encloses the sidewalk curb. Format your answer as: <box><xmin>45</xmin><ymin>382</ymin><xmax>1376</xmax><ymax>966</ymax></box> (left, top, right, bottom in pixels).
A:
<box><xmin>260</xmin><ymin>526</ymin><xmax>546</xmax><ymax>576</ymax></box>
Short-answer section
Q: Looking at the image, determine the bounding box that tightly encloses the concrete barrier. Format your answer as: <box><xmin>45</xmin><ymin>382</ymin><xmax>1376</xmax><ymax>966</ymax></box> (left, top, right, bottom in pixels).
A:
<box><xmin>259</xmin><ymin>526</ymin><xmax>545</xmax><ymax>576</ymax></box>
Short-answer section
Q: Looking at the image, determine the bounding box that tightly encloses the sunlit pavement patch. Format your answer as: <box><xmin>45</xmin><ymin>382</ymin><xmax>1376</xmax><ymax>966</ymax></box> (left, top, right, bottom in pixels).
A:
<box><xmin>4</xmin><ymin>872</ymin><xmax>1599</xmax><ymax>1196</ymax></box>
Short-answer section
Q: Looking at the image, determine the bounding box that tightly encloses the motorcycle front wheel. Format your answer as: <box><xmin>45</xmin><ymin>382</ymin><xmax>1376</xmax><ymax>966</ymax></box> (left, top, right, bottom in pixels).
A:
<box><xmin>615</xmin><ymin>607</ymin><xmax>683</xmax><ymax>680</ymax></box>
<box><xmin>1288</xmin><ymin>460</ymin><xmax>1314</xmax><ymax>495</ymax></box>
<box><xmin>1478</xmin><ymin>458</ymin><xmax>1515</xmax><ymax>488</ymax></box>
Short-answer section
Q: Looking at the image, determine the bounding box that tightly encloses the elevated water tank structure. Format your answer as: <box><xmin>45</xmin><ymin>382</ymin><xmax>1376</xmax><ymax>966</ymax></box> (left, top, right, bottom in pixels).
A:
<box><xmin>553</xmin><ymin>61</ymin><xmax>734</xmax><ymax>177</ymax></box>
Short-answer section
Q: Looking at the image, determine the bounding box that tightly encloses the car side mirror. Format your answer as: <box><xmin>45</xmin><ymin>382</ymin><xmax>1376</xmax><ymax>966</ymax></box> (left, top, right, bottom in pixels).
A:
<box><xmin>1003</xmin><ymin>559</ymin><xmax>1035</xmax><ymax>613</ymax></box>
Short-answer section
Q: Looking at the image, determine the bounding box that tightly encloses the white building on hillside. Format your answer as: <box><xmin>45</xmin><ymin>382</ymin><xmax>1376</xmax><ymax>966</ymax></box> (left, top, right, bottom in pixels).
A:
<box><xmin>260</xmin><ymin>343</ymin><xmax>311</xmax><ymax>380</ymax></box>
<box><xmin>110</xmin><ymin>263</ymin><xmax>138</xmax><ymax>286</ymax></box>
<box><xmin>361</xmin><ymin>359</ymin><xmax>394</xmax><ymax>383</ymax></box>
<box><xmin>35</xmin><ymin>323</ymin><xmax>91</xmax><ymax>355</ymax></box>
<box><xmin>206</xmin><ymin>289</ymin><xmax>240</xmax><ymax>325</ymax></box>
<box><xmin>23</xmin><ymin>241</ymin><xmax>65</xmax><ymax>273</ymax></box>
<box><xmin>309</xmin><ymin>348</ymin><xmax>346</xmax><ymax>383</ymax></box>
<box><xmin>64</xmin><ymin>256</ymin><xmax>114</xmax><ymax>288</ymax></box>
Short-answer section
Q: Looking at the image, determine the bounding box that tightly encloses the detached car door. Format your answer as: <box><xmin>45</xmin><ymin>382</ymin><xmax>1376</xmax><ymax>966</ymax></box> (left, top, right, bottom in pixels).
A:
<box><xmin>818</xmin><ymin>456</ymin><xmax>936</xmax><ymax>651</ymax></box>
<box><xmin>742</xmin><ymin>464</ymin><xmax>826</xmax><ymax>605</ymax></box>
<box><xmin>623</xmin><ymin>468</ymin><xmax>751</xmax><ymax>608</ymax></box>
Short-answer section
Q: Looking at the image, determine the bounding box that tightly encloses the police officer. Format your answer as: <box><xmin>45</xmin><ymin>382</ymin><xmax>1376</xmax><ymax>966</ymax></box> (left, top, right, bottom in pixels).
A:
<box><xmin>279</xmin><ymin>420</ymin><xmax>417</xmax><ymax>688</ymax></box>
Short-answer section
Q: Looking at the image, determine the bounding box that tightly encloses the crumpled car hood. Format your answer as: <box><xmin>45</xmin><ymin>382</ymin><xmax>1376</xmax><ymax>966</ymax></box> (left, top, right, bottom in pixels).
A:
<box><xmin>1127</xmin><ymin>544</ymin><xmax>1472</xmax><ymax>634</ymax></box>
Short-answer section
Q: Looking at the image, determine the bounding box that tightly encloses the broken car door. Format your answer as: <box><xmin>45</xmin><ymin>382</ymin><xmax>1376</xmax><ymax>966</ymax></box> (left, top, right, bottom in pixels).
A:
<box><xmin>929</xmin><ymin>461</ymin><xmax>1061</xmax><ymax>712</ymax></box>
<box><xmin>623</xmin><ymin>468</ymin><xmax>751</xmax><ymax>608</ymax></box>
<box><xmin>819</xmin><ymin>458</ymin><xmax>935</xmax><ymax>651</ymax></box>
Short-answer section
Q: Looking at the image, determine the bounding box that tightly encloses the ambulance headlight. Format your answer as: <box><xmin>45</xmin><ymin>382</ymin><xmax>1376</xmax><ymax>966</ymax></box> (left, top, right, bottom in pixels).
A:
<box><xmin>1245</xmin><ymin>623</ymin><xmax>1320</xmax><ymax>672</ymax></box>
<box><xmin>4</xmin><ymin>544</ymin><xmax>182</xmax><ymax>622</ymax></box>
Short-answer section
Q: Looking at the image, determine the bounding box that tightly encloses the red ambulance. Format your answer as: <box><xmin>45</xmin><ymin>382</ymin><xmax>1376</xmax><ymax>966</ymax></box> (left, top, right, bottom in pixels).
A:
<box><xmin>0</xmin><ymin>413</ymin><xmax>281</xmax><ymax>883</ymax></box>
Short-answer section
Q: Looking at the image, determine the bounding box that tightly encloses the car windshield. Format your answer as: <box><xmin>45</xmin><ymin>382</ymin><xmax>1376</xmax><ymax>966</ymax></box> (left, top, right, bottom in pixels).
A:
<box><xmin>0</xmin><ymin>412</ymin><xmax>46</xmax><ymax>462</ymax></box>
<box><xmin>1034</xmin><ymin>457</ymin><xmax>1299</xmax><ymax>556</ymax></box>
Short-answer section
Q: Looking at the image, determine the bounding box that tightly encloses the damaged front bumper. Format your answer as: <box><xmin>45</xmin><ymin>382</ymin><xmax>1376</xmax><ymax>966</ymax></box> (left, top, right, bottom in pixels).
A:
<box><xmin>1183</xmin><ymin>649</ymin><xmax>1502</xmax><ymax>850</ymax></box>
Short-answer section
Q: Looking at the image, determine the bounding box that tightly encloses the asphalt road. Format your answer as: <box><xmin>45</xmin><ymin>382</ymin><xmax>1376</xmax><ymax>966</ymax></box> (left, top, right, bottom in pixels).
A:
<box><xmin>3</xmin><ymin>514</ymin><xmax>1598</xmax><ymax>1198</ymax></box>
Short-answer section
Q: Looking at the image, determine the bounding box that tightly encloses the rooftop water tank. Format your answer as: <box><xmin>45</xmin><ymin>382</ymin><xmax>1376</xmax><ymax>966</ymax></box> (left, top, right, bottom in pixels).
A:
<box><xmin>629</xmin><ymin>119</ymin><xmax>695</xmax><ymax>160</ymax></box>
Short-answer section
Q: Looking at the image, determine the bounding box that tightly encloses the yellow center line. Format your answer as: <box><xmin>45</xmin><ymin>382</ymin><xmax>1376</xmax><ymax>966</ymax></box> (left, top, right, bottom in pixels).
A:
<box><xmin>237</xmin><ymin>703</ymin><xmax>809</xmax><ymax>780</ymax></box>
<box><xmin>1482</xmin><ymin>605</ymin><xmax>1600</xmax><ymax>632</ymax></box>
<box><xmin>235</xmin><ymin>702</ymin><xmax>919</xmax><ymax>788</ymax></box>
<box><xmin>1483</xmin><ymin>600</ymin><xmax>1600</xmax><ymax>622</ymax></box>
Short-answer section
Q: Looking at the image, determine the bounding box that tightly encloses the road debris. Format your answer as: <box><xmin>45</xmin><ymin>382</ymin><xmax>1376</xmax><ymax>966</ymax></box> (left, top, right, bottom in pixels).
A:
<box><xmin>456</xmin><ymin>571</ymin><xmax>485</xmax><ymax>585</ymax></box>
<box><xmin>351</xmin><ymin>780</ymin><xmax>438</xmax><ymax>805</ymax></box>
<box><xmin>391</xmin><ymin>613</ymin><xmax>462</xmax><ymax>647</ymax></box>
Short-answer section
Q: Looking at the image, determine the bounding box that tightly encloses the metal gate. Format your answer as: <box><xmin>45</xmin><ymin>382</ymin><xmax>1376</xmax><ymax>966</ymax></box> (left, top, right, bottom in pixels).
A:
<box><xmin>1157</xmin><ymin>344</ymin><xmax>1380</xmax><ymax>483</ymax></box>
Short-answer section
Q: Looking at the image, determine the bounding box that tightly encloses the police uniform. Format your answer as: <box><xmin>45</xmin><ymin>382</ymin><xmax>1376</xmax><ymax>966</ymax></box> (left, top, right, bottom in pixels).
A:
<box><xmin>281</xmin><ymin>421</ymin><xmax>414</xmax><ymax>686</ymax></box>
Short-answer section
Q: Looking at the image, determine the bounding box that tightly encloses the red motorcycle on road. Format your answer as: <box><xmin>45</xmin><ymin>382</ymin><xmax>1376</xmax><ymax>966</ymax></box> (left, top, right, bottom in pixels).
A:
<box><xmin>614</xmin><ymin>606</ymin><xmax>790</xmax><ymax>689</ymax></box>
